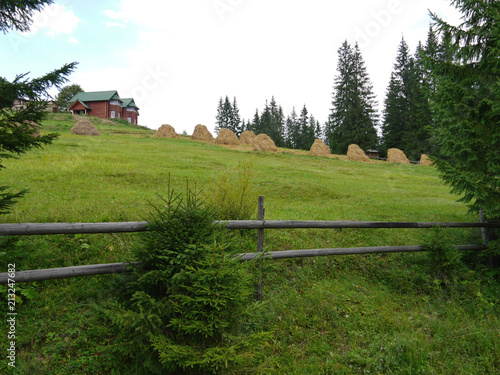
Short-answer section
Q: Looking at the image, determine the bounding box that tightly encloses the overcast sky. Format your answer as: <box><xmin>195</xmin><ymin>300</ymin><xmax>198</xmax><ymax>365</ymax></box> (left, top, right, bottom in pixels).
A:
<box><xmin>1</xmin><ymin>0</ymin><xmax>462</xmax><ymax>134</ymax></box>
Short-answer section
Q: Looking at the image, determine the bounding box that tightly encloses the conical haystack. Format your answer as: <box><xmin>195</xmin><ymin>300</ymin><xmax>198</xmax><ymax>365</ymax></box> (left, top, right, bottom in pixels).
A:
<box><xmin>387</xmin><ymin>148</ymin><xmax>410</xmax><ymax>164</ymax></box>
<box><xmin>253</xmin><ymin>133</ymin><xmax>277</xmax><ymax>152</ymax></box>
<box><xmin>215</xmin><ymin>128</ymin><xmax>240</xmax><ymax>145</ymax></box>
<box><xmin>420</xmin><ymin>154</ymin><xmax>434</xmax><ymax>166</ymax></box>
<box><xmin>309</xmin><ymin>139</ymin><xmax>331</xmax><ymax>156</ymax></box>
<box><xmin>240</xmin><ymin>130</ymin><xmax>256</xmax><ymax>145</ymax></box>
<box><xmin>154</xmin><ymin>124</ymin><xmax>180</xmax><ymax>138</ymax></box>
<box><xmin>192</xmin><ymin>124</ymin><xmax>214</xmax><ymax>142</ymax></box>
<box><xmin>71</xmin><ymin>119</ymin><xmax>100</xmax><ymax>136</ymax></box>
<box><xmin>347</xmin><ymin>144</ymin><xmax>370</xmax><ymax>162</ymax></box>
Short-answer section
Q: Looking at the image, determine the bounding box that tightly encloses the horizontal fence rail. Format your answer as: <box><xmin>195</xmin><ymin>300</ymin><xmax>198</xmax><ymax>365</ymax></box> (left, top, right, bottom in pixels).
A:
<box><xmin>0</xmin><ymin>244</ymin><xmax>485</xmax><ymax>284</ymax></box>
<box><xmin>1</xmin><ymin>193</ymin><xmax>497</xmax><ymax>285</ymax></box>
<box><xmin>1</xmin><ymin>220</ymin><xmax>499</xmax><ymax>236</ymax></box>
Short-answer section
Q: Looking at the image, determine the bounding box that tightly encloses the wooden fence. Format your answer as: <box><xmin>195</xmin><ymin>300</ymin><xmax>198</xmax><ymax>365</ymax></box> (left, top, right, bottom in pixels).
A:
<box><xmin>0</xmin><ymin>196</ymin><xmax>498</xmax><ymax>285</ymax></box>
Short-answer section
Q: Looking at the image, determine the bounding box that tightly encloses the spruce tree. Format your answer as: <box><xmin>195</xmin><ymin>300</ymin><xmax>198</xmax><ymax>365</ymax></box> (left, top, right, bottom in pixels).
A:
<box><xmin>381</xmin><ymin>37</ymin><xmax>413</xmax><ymax>156</ymax></box>
<box><xmin>258</xmin><ymin>97</ymin><xmax>285</xmax><ymax>147</ymax></box>
<box><xmin>381</xmin><ymin>37</ymin><xmax>434</xmax><ymax>159</ymax></box>
<box><xmin>231</xmin><ymin>96</ymin><xmax>242</xmax><ymax>136</ymax></box>
<box><xmin>249</xmin><ymin>109</ymin><xmax>260</xmax><ymax>134</ymax></box>
<box><xmin>214</xmin><ymin>96</ymin><xmax>234</xmax><ymax>135</ymax></box>
<box><xmin>284</xmin><ymin>107</ymin><xmax>299</xmax><ymax>149</ymax></box>
<box><xmin>326</xmin><ymin>41</ymin><xmax>378</xmax><ymax>154</ymax></box>
<box><xmin>426</xmin><ymin>0</ymin><xmax>500</xmax><ymax>222</ymax></box>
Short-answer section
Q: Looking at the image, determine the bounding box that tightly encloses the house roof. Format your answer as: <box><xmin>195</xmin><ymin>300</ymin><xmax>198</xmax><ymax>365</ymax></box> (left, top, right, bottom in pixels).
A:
<box><xmin>68</xmin><ymin>98</ymin><xmax>91</xmax><ymax>110</ymax></box>
<box><xmin>69</xmin><ymin>90</ymin><xmax>122</xmax><ymax>103</ymax></box>
<box><xmin>121</xmin><ymin>98</ymin><xmax>139</xmax><ymax>110</ymax></box>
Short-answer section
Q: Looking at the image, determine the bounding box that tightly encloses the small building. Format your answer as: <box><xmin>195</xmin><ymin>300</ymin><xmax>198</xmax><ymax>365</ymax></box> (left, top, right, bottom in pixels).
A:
<box><xmin>68</xmin><ymin>91</ymin><xmax>140</xmax><ymax>124</ymax></box>
<box><xmin>367</xmin><ymin>149</ymin><xmax>380</xmax><ymax>159</ymax></box>
<box><xmin>12</xmin><ymin>99</ymin><xmax>58</xmax><ymax>113</ymax></box>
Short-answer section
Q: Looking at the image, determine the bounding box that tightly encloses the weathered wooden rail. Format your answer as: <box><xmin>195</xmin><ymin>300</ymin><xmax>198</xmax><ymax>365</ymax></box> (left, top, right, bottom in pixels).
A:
<box><xmin>0</xmin><ymin>196</ymin><xmax>497</xmax><ymax>284</ymax></box>
<box><xmin>0</xmin><ymin>220</ymin><xmax>496</xmax><ymax>236</ymax></box>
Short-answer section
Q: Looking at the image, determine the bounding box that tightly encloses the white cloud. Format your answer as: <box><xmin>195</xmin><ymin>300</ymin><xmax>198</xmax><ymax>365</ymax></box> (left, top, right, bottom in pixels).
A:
<box><xmin>22</xmin><ymin>3</ymin><xmax>80</xmax><ymax>36</ymax></box>
<box><xmin>81</xmin><ymin>0</ymin><xmax>464</xmax><ymax>133</ymax></box>
<box><xmin>67</xmin><ymin>36</ymin><xmax>80</xmax><ymax>44</ymax></box>
<box><xmin>106</xmin><ymin>22</ymin><xmax>125</xmax><ymax>28</ymax></box>
<box><xmin>103</xmin><ymin>9</ymin><xmax>124</xmax><ymax>20</ymax></box>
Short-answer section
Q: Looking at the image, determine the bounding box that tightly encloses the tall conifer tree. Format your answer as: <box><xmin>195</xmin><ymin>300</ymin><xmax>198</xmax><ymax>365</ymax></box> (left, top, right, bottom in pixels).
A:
<box><xmin>426</xmin><ymin>0</ymin><xmax>500</xmax><ymax>221</ymax></box>
<box><xmin>381</xmin><ymin>37</ymin><xmax>433</xmax><ymax>159</ymax></box>
<box><xmin>326</xmin><ymin>41</ymin><xmax>378</xmax><ymax>154</ymax></box>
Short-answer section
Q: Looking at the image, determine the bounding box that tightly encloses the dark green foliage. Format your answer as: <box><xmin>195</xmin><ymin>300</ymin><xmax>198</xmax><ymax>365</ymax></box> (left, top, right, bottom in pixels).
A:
<box><xmin>326</xmin><ymin>41</ymin><xmax>378</xmax><ymax>154</ymax></box>
<box><xmin>105</xmin><ymin>184</ymin><xmax>267</xmax><ymax>374</ymax></box>
<box><xmin>283</xmin><ymin>107</ymin><xmax>299</xmax><ymax>149</ymax></box>
<box><xmin>0</xmin><ymin>0</ymin><xmax>52</xmax><ymax>33</ymax></box>
<box><xmin>426</xmin><ymin>0</ymin><xmax>500</xmax><ymax>223</ymax></box>
<box><xmin>297</xmin><ymin>105</ymin><xmax>315</xmax><ymax>151</ymax></box>
<box><xmin>56</xmin><ymin>83</ymin><xmax>84</xmax><ymax>112</ymax></box>
<box><xmin>422</xmin><ymin>227</ymin><xmax>464</xmax><ymax>282</ymax></box>
<box><xmin>381</xmin><ymin>37</ymin><xmax>433</xmax><ymax>159</ymax></box>
<box><xmin>257</xmin><ymin>97</ymin><xmax>286</xmax><ymax>147</ymax></box>
<box><xmin>215</xmin><ymin>95</ymin><xmax>242</xmax><ymax>136</ymax></box>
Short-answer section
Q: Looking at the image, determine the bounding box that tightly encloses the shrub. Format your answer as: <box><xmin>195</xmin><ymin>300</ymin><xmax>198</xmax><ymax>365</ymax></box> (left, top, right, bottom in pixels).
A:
<box><xmin>104</xmin><ymin>183</ymin><xmax>267</xmax><ymax>374</ymax></box>
<box><xmin>422</xmin><ymin>227</ymin><xmax>464</xmax><ymax>285</ymax></box>
<box><xmin>205</xmin><ymin>157</ymin><xmax>256</xmax><ymax>220</ymax></box>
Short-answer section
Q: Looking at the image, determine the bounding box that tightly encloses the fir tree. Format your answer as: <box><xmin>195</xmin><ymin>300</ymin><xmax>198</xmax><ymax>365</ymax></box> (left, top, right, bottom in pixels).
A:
<box><xmin>297</xmin><ymin>105</ymin><xmax>315</xmax><ymax>150</ymax></box>
<box><xmin>258</xmin><ymin>97</ymin><xmax>285</xmax><ymax>147</ymax></box>
<box><xmin>214</xmin><ymin>96</ymin><xmax>234</xmax><ymax>135</ymax></box>
<box><xmin>326</xmin><ymin>41</ymin><xmax>378</xmax><ymax>154</ymax></box>
<box><xmin>231</xmin><ymin>96</ymin><xmax>242</xmax><ymax>136</ymax></box>
<box><xmin>250</xmin><ymin>109</ymin><xmax>260</xmax><ymax>134</ymax></box>
<box><xmin>284</xmin><ymin>107</ymin><xmax>299</xmax><ymax>149</ymax></box>
<box><xmin>426</xmin><ymin>0</ymin><xmax>500</xmax><ymax>222</ymax></box>
<box><xmin>381</xmin><ymin>37</ymin><xmax>433</xmax><ymax>159</ymax></box>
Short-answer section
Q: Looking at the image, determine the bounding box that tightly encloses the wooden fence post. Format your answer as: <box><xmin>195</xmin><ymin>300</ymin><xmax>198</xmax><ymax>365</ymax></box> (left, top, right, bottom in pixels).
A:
<box><xmin>480</xmin><ymin>208</ymin><xmax>493</xmax><ymax>266</ymax></box>
<box><xmin>256</xmin><ymin>195</ymin><xmax>265</xmax><ymax>301</ymax></box>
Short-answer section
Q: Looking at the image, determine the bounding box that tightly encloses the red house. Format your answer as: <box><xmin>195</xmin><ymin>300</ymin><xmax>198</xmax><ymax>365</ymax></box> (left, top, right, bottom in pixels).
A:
<box><xmin>68</xmin><ymin>90</ymin><xmax>140</xmax><ymax>124</ymax></box>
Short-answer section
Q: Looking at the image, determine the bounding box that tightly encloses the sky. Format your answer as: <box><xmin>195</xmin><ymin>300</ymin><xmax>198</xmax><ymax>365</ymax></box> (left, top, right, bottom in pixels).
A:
<box><xmin>0</xmin><ymin>0</ymin><xmax>463</xmax><ymax>134</ymax></box>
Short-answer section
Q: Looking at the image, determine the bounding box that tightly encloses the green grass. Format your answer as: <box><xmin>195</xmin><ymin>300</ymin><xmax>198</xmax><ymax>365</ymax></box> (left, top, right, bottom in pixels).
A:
<box><xmin>0</xmin><ymin>114</ymin><xmax>498</xmax><ymax>374</ymax></box>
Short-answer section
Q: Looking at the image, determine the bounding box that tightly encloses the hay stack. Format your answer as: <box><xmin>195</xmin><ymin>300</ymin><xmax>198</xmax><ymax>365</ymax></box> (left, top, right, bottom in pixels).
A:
<box><xmin>240</xmin><ymin>130</ymin><xmax>256</xmax><ymax>145</ymax></box>
<box><xmin>215</xmin><ymin>128</ymin><xmax>240</xmax><ymax>145</ymax></box>
<box><xmin>387</xmin><ymin>148</ymin><xmax>410</xmax><ymax>164</ymax></box>
<box><xmin>253</xmin><ymin>133</ymin><xmax>277</xmax><ymax>152</ymax></box>
<box><xmin>420</xmin><ymin>154</ymin><xmax>434</xmax><ymax>166</ymax></box>
<box><xmin>347</xmin><ymin>144</ymin><xmax>370</xmax><ymax>162</ymax></box>
<box><xmin>192</xmin><ymin>124</ymin><xmax>214</xmax><ymax>142</ymax></box>
<box><xmin>309</xmin><ymin>139</ymin><xmax>331</xmax><ymax>156</ymax></box>
<box><xmin>71</xmin><ymin>119</ymin><xmax>100</xmax><ymax>136</ymax></box>
<box><xmin>154</xmin><ymin>124</ymin><xmax>180</xmax><ymax>138</ymax></box>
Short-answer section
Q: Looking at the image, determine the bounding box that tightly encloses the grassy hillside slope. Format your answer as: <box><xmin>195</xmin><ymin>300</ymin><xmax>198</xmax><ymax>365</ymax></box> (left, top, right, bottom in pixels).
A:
<box><xmin>0</xmin><ymin>115</ymin><xmax>498</xmax><ymax>374</ymax></box>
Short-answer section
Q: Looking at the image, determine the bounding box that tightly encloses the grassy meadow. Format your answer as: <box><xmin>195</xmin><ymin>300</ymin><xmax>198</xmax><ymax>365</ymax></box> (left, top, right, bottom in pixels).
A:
<box><xmin>0</xmin><ymin>114</ymin><xmax>498</xmax><ymax>374</ymax></box>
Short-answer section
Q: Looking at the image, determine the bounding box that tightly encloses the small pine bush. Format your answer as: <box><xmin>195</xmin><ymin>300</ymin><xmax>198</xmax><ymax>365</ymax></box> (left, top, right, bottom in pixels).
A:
<box><xmin>422</xmin><ymin>227</ymin><xmax>464</xmax><ymax>284</ymax></box>
<box><xmin>104</xmin><ymin>183</ymin><xmax>268</xmax><ymax>374</ymax></box>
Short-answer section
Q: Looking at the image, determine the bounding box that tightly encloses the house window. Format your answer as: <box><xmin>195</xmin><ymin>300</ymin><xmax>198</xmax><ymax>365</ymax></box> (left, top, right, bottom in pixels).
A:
<box><xmin>110</xmin><ymin>100</ymin><xmax>120</xmax><ymax>105</ymax></box>
<box><xmin>127</xmin><ymin>117</ymin><xmax>132</xmax><ymax>123</ymax></box>
<box><xmin>111</xmin><ymin>110</ymin><xmax>115</xmax><ymax>118</ymax></box>
<box><xmin>126</xmin><ymin>107</ymin><xmax>136</xmax><ymax>113</ymax></box>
